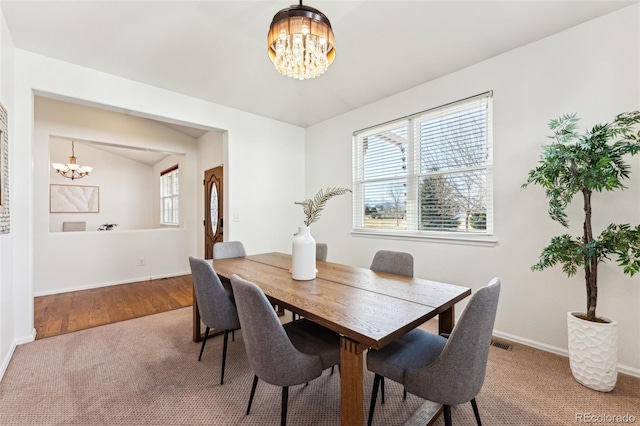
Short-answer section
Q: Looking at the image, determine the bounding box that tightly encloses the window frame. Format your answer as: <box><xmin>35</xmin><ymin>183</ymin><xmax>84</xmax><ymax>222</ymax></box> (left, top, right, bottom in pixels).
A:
<box><xmin>160</xmin><ymin>165</ymin><xmax>180</xmax><ymax>226</ymax></box>
<box><xmin>352</xmin><ymin>92</ymin><xmax>496</xmax><ymax>245</ymax></box>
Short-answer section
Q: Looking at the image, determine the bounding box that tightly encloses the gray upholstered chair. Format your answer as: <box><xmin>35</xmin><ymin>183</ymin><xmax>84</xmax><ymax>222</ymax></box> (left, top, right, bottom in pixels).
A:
<box><xmin>213</xmin><ymin>241</ymin><xmax>246</xmax><ymax>297</ymax></box>
<box><xmin>188</xmin><ymin>256</ymin><xmax>241</xmax><ymax>385</ymax></box>
<box><xmin>62</xmin><ymin>221</ymin><xmax>86</xmax><ymax>232</ymax></box>
<box><xmin>366</xmin><ymin>278</ymin><xmax>501</xmax><ymax>426</ymax></box>
<box><xmin>291</xmin><ymin>243</ymin><xmax>328</xmax><ymax>322</ymax></box>
<box><xmin>369</xmin><ymin>249</ymin><xmax>414</xmax><ymax>399</ymax></box>
<box><xmin>315</xmin><ymin>243</ymin><xmax>328</xmax><ymax>262</ymax></box>
<box><xmin>230</xmin><ymin>274</ymin><xmax>340</xmax><ymax>426</ymax></box>
<box><xmin>213</xmin><ymin>241</ymin><xmax>247</xmax><ymax>259</ymax></box>
<box><xmin>370</xmin><ymin>250</ymin><xmax>414</xmax><ymax>277</ymax></box>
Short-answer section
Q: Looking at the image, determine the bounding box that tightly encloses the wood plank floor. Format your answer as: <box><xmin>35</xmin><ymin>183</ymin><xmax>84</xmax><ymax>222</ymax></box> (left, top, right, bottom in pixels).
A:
<box><xmin>34</xmin><ymin>275</ymin><xmax>193</xmax><ymax>340</ymax></box>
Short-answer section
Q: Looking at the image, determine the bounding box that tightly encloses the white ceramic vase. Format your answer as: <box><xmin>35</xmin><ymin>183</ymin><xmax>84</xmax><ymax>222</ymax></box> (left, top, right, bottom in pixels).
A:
<box><xmin>292</xmin><ymin>226</ymin><xmax>316</xmax><ymax>280</ymax></box>
<box><xmin>567</xmin><ymin>311</ymin><xmax>618</xmax><ymax>392</ymax></box>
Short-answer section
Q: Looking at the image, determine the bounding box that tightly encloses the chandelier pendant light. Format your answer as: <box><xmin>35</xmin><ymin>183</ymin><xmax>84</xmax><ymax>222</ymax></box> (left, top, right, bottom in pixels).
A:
<box><xmin>267</xmin><ymin>1</ymin><xmax>335</xmax><ymax>80</ymax></box>
<box><xmin>52</xmin><ymin>141</ymin><xmax>93</xmax><ymax>180</ymax></box>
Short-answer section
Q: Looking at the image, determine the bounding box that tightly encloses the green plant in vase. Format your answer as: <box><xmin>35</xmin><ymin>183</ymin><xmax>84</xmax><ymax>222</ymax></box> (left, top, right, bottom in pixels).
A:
<box><xmin>522</xmin><ymin>110</ymin><xmax>640</xmax><ymax>391</ymax></box>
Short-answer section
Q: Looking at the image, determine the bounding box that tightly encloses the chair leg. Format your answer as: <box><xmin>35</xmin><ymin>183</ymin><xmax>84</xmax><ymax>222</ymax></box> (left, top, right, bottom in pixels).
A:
<box><xmin>471</xmin><ymin>398</ymin><xmax>482</xmax><ymax>425</ymax></box>
<box><xmin>246</xmin><ymin>375</ymin><xmax>259</xmax><ymax>415</ymax></box>
<box><xmin>292</xmin><ymin>312</ymin><xmax>297</xmax><ymax>321</ymax></box>
<box><xmin>232</xmin><ymin>329</ymin><xmax>235</xmax><ymax>341</ymax></box>
<box><xmin>281</xmin><ymin>386</ymin><xmax>289</xmax><ymax>426</ymax></box>
<box><xmin>331</xmin><ymin>366</ymin><xmax>334</xmax><ymax>375</ymax></box>
<box><xmin>381</xmin><ymin>377</ymin><xmax>385</xmax><ymax>404</ymax></box>
<box><xmin>403</xmin><ymin>387</ymin><xmax>407</xmax><ymax>400</ymax></box>
<box><xmin>198</xmin><ymin>326</ymin><xmax>210</xmax><ymax>361</ymax></box>
<box><xmin>367</xmin><ymin>374</ymin><xmax>381</xmax><ymax>426</ymax></box>
<box><xmin>220</xmin><ymin>330</ymin><xmax>230</xmax><ymax>385</ymax></box>
<box><xmin>443</xmin><ymin>404</ymin><xmax>452</xmax><ymax>426</ymax></box>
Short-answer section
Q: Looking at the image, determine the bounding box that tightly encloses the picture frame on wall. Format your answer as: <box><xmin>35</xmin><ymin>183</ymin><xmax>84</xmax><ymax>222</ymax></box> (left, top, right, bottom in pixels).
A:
<box><xmin>0</xmin><ymin>101</ymin><xmax>9</xmax><ymax>234</ymax></box>
<box><xmin>50</xmin><ymin>184</ymin><xmax>100</xmax><ymax>213</ymax></box>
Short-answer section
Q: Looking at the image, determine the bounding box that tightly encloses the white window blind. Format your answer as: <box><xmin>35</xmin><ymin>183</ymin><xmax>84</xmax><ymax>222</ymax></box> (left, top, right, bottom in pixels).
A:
<box><xmin>160</xmin><ymin>165</ymin><xmax>179</xmax><ymax>225</ymax></box>
<box><xmin>353</xmin><ymin>92</ymin><xmax>493</xmax><ymax>238</ymax></box>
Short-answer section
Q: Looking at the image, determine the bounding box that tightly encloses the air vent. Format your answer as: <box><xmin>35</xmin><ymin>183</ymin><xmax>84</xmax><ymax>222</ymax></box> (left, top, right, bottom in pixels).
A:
<box><xmin>490</xmin><ymin>339</ymin><xmax>513</xmax><ymax>351</ymax></box>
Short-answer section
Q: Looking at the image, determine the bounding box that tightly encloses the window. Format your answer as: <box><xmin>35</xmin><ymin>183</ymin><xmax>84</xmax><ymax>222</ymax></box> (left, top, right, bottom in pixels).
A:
<box><xmin>160</xmin><ymin>165</ymin><xmax>179</xmax><ymax>225</ymax></box>
<box><xmin>352</xmin><ymin>92</ymin><xmax>493</xmax><ymax>240</ymax></box>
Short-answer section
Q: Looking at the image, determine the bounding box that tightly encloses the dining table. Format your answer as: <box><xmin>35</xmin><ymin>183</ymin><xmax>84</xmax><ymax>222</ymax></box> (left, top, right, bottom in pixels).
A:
<box><xmin>194</xmin><ymin>252</ymin><xmax>471</xmax><ymax>425</ymax></box>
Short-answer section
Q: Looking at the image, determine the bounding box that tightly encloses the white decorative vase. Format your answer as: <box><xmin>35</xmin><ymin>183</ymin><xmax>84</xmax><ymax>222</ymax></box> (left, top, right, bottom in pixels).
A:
<box><xmin>567</xmin><ymin>311</ymin><xmax>618</xmax><ymax>392</ymax></box>
<box><xmin>292</xmin><ymin>226</ymin><xmax>316</xmax><ymax>280</ymax></box>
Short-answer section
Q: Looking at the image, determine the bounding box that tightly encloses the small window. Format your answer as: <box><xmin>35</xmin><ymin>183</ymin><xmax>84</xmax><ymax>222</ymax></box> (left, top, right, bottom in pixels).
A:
<box><xmin>160</xmin><ymin>165</ymin><xmax>179</xmax><ymax>225</ymax></box>
<box><xmin>353</xmin><ymin>92</ymin><xmax>493</xmax><ymax>240</ymax></box>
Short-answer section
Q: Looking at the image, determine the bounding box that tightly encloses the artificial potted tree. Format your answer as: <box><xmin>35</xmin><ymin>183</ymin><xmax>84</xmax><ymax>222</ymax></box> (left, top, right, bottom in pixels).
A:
<box><xmin>523</xmin><ymin>111</ymin><xmax>640</xmax><ymax>392</ymax></box>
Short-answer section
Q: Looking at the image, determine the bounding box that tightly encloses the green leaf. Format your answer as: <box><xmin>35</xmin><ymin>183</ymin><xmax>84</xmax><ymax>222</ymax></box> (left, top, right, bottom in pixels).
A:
<box><xmin>523</xmin><ymin>111</ymin><xmax>640</xmax><ymax>320</ymax></box>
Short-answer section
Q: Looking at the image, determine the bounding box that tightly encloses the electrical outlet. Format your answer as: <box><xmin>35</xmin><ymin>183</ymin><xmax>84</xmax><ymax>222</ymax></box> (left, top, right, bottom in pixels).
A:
<box><xmin>139</xmin><ymin>258</ymin><xmax>145</xmax><ymax>266</ymax></box>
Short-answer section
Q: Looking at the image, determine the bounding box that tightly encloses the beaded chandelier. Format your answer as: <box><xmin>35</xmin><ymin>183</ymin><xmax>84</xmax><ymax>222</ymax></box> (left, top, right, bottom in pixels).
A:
<box><xmin>267</xmin><ymin>1</ymin><xmax>335</xmax><ymax>80</ymax></box>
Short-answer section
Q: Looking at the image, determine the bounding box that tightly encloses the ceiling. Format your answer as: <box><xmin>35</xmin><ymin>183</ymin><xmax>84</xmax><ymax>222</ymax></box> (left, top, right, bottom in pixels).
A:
<box><xmin>52</xmin><ymin>136</ymin><xmax>175</xmax><ymax>166</ymax></box>
<box><xmin>2</xmin><ymin>1</ymin><xmax>636</xmax><ymax>128</ymax></box>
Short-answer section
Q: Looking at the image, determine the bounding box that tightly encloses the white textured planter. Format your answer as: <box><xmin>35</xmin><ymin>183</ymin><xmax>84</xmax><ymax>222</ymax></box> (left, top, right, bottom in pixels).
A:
<box><xmin>567</xmin><ymin>312</ymin><xmax>617</xmax><ymax>392</ymax></box>
<box><xmin>292</xmin><ymin>226</ymin><xmax>316</xmax><ymax>280</ymax></box>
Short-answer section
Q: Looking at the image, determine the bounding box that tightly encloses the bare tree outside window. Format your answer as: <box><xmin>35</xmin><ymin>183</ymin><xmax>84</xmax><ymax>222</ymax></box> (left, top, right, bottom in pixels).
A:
<box><xmin>353</xmin><ymin>93</ymin><xmax>492</xmax><ymax>237</ymax></box>
<box><xmin>387</xmin><ymin>181</ymin><xmax>406</xmax><ymax>227</ymax></box>
<box><xmin>419</xmin><ymin>104</ymin><xmax>488</xmax><ymax>232</ymax></box>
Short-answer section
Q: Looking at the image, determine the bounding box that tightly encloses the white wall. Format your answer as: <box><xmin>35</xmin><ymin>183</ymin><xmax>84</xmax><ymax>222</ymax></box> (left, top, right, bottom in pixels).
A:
<box><xmin>38</xmin><ymin>97</ymin><xmax>194</xmax><ymax>235</ymax></box>
<box><xmin>3</xmin><ymin>48</ymin><xmax>305</xmax><ymax>373</ymax></box>
<box><xmin>305</xmin><ymin>5</ymin><xmax>640</xmax><ymax>374</ymax></box>
<box><xmin>49</xmin><ymin>138</ymin><xmax>155</xmax><ymax>232</ymax></box>
<box><xmin>33</xmin><ymin>97</ymin><xmax>198</xmax><ymax>296</ymax></box>
<box><xmin>0</xmin><ymin>7</ymin><xmax>16</xmax><ymax>381</ymax></box>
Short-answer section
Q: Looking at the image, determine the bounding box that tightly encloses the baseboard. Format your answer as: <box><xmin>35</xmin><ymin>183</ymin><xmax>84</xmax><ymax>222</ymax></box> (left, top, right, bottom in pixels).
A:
<box><xmin>493</xmin><ymin>330</ymin><xmax>640</xmax><ymax>378</ymax></box>
<box><xmin>0</xmin><ymin>342</ymin><xmax>16</xmax><ymax>383</ymax></box>
<box><xmin>33</xmin><ymin>271</ymin><xmax>191</xmax><ymax>297</ymax></box>
<box><xmin>0</xmin><ymin>328</ymin><xmax>36</xmax><ymax>383</ymax></box>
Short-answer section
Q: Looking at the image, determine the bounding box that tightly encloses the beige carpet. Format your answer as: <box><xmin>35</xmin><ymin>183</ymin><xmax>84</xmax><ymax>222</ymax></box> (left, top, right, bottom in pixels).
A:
<box><xmin>0</xmin><ymin>307</ymin><xmax>638</xmax><ymax>425</ymax></box>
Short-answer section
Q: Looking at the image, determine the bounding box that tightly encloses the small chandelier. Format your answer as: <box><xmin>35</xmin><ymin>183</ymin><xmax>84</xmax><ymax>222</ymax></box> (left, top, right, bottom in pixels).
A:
<box><xmin>267</xmin><ymin>1</ymin><xmax>335</xmax><ymax>80</ymax></box>
<box><xmin>52</xmin><ymin>141</ymin><xmax>93</xmax><ymax>180</ymax></box>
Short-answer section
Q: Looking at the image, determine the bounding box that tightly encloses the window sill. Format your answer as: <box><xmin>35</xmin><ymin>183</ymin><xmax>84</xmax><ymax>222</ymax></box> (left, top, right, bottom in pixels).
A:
<box><xmin>351</xmin><ymin>229</ymin><xmax>498</xmax><ymax>247</ymax></box>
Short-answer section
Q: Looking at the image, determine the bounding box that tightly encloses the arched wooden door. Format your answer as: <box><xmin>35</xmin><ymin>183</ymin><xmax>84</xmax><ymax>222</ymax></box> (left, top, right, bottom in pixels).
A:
<box><xmin>196</xmin><ymin>166</ymin><xmax>225</xmax><ymax>341</ymax></box>
<box><xmin>204</xmin><ymin>166</ymin><xmax>223</xmax><ymax>259</ymax></box>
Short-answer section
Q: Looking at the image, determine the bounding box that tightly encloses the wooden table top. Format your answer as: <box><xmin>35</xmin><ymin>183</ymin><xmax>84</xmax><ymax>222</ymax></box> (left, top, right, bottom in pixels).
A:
<box><xmin>211</xmin><ymin>252</ymin><xmax>470</xmax><ymax>350</ymax></box>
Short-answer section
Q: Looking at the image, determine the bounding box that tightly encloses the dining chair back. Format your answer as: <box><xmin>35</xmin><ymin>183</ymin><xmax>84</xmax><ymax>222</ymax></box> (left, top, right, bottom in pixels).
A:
<box><xmin>213</xmin><ymin>241</ymin><xmax>247</xmax><ymax>259</ymax></box>
<box><xmin>367</xmin><ymin>278</ymin><xmax>501</xmax><ymax>426</ymax></box>
<box><xmin>212</xmin><ymin>241</ymin><xmax>246</xmax><ymax>298</ymax></box>
<box><xmin>188</xmin><ymin>256</ymin><xmax>241</xmax><ymax>385</ymax></box>
<box><xmin>316</xmin><ymin>243</ymin><xmax>328</xmax><ymax>261</ymax></box>
<box><xmin>370</xmin><ymin>250</ymin><xmax>414</xmax><ymax>277</ymax></box>
<box><xmin>230</xmin><ymin>274</ymin><xmax>340</xmax><ymax>426</ymax></box>
<box><xmin>62</xmin><ymin>221</ymin><xmax>86</xmax><ymax>232</ymax></box>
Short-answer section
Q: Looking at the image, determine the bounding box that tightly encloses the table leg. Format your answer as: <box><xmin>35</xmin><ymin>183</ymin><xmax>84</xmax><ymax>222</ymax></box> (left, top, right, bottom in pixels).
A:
<box><xmin>340</xmin><ymin>336</ymin><xmax>367</xmax><ymax>425</ymax></box>
<box><xmin>438</xmin><ymin>306</ymin><xmax>455</xmax><ymax>335</ymax></box>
